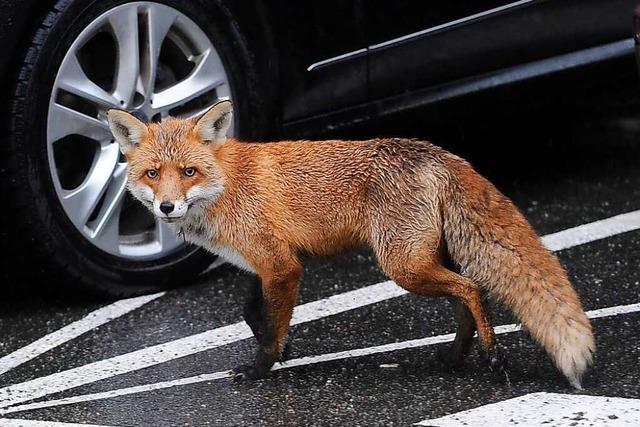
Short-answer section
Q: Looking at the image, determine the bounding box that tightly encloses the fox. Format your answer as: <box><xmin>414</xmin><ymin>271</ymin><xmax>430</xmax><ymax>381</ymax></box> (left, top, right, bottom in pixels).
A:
<box><xmin>107</xmin><ymin>100</ymin><xmax>594</xmax><ymax>388</ymax></box>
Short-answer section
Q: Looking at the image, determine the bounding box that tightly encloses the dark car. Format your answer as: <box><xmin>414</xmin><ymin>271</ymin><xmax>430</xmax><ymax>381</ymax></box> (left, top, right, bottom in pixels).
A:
<box><xmin>0</xmin><ymin>0</ymin><xmax>637</xmax><ymax>296</ymax></box>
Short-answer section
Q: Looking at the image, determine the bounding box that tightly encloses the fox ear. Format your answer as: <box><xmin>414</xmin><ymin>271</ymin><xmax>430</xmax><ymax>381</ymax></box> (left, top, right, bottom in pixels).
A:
<box><xmin>195</xmin><ymin>100</ymin><xmax>233</xmax><ymax>145</ymax></box>
<box><xmin>107</xmin><ymin>110</ymin><xmax>149</xmax><ymax>154</ymax></box>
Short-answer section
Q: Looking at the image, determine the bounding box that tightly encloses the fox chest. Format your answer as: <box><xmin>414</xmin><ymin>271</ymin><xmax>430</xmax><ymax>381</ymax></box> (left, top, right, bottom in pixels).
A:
<box><xmin>178</xmin><ymin>219</ymin><xmax>255</xmax><ymax>274</ymax></box>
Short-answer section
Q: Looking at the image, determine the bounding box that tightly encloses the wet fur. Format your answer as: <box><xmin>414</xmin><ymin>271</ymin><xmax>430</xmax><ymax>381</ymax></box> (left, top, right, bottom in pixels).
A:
<box><xmin>112</xmin><ymin>108</ymin><xmax>595</xmax><ymax>387</ymax></box>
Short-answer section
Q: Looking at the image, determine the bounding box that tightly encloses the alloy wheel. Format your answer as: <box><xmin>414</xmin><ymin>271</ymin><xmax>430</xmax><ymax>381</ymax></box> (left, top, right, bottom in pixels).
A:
<box><xmin>47</xmin><ymin>1</ymin><xmax>232</xmax><ymax>259</ymax></box>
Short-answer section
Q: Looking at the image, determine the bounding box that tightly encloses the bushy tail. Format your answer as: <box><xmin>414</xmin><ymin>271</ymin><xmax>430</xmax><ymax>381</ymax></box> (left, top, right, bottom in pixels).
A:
<box><xmin>442</xmin><ymin>170</ymin><xmax>595</xmax><ymax>388</ymax></box>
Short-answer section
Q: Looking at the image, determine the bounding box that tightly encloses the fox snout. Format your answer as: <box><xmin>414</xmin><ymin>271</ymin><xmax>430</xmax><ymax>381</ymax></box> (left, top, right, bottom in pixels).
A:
<box><xmin>153</xmin><ymin>198</ymin><xmax>189</xmax><ymax>221</ymax></box>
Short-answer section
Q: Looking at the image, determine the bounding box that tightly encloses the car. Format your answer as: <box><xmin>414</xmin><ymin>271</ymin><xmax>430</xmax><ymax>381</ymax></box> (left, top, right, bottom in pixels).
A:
<box><xmin>1</xmin><ymin>0</ymin><xmax>638</xmax><ymax>296</ymax></box>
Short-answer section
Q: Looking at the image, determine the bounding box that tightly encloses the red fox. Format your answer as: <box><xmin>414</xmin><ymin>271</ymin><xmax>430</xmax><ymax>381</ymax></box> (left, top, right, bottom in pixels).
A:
<box><xmin>107</xmin><ymin>101</ymin><xmax>594</xmax><ymax>388</ymax></box>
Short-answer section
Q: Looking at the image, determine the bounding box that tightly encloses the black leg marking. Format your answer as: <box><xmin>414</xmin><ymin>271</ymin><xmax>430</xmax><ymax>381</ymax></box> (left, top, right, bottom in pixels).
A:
<box><xmin>242</xmin><ymin>276</ymin><xmax>273</xmax><ymax>347</ymax></box>
<box><xmin>235</xmin><ymin>277</ymin><xmax>280</xmax><ymax>381</ymax></box>
<box><xmin>281</xmin><ymin>341</ymin><xmax>292</xmax><ymax>361</ymax></box>
<box><xmin>437</xmin><ymin>298</ymin><xmax>476</xmax><ymax>370</ymax></box>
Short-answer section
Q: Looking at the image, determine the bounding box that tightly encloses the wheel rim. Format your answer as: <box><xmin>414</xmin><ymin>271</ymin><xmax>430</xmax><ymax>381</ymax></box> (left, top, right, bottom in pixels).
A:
<box><xmin>47</xmin><ymin>2</ymin><xmax>232</xmax><ymax>260</ymax></box>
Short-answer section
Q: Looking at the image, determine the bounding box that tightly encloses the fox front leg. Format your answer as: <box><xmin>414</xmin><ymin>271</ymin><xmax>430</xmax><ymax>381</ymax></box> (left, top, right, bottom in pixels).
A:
<box><xmin>241</xmin><ymin>276</ymin><xmax>293</xmax><ymax>360</ymax></box>
<box><xmin>242</xmin><ymin>276</ymin><xmax>271</xmax><ymax>346</ymax></box>
<box><xmin>232</xmin><ymin>264</ymin><xmax>302</xmax><ymax>380</ymax></box>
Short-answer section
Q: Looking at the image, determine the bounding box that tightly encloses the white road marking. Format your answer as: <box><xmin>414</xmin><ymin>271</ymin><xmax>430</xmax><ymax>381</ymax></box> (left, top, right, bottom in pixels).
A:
<box><xmin>2</xmin><ymin>302</ymin><xmax>638</xmax><ymax>415</ymax></box>
<box><xmin>0</xmin><ymin>293</ymin><xmax>164</xmax><ymax>377</ymax></box>
<box><xmin>0</xmin><ymin>419</ymin><xmax>120</xmax><ymax>427</ymax></box>
<box><xmin>0</xmin><ymin>281</ymin><xmax>404</xmax><ymax>409</ymax></box>
<box><xmin>0</xmin><ymin>209</ymin><xmax>638</xmax><ymax>410</ymax></box>
<box><xmin>541</xmin><ymin>209</ymin><xmax>640</xmax><ymax>252</ymax></box>
<box><xmin>0</xmin><ymin>373</ymin><xmax>233</xmax><ymax>415</ymax></box>
<box><xmin>414</xmin><ymin>392</ymin><xmax>640</xmax><ymax>426</ymax></box>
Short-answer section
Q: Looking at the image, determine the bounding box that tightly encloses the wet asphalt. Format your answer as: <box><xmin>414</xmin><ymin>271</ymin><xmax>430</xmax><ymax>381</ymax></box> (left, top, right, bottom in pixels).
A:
<box><xmin>0</xmin><ymin>115</ymin><xmax>639</xmax><ymax>426</ymax></box>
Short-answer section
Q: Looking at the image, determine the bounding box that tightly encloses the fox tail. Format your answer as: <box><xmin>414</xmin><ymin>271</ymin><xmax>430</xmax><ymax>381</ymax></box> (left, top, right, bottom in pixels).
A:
<box><xmin>443</xmin><ymin>170</ymin><xmax>595</xmax><ymax>388</ymax></box>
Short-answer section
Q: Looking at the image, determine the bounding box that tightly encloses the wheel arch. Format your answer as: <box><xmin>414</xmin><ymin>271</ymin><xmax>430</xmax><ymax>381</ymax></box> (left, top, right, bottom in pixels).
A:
<box><xmin>217</xmin><ymin>0</ymin><xmax>282</xmax><ymax>138</ymax></box>
<box><xmin>0</xmin><ymin>0</ymin><xmax>59</xmax><ymax>118</ymax></box>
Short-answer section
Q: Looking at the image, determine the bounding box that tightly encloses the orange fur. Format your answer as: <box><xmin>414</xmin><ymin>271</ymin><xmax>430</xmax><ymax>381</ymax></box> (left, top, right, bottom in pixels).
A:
<box><xmin>108</xmin><ymin>102</ymin><xmax>595</xmax><ymax>386</ymax></box>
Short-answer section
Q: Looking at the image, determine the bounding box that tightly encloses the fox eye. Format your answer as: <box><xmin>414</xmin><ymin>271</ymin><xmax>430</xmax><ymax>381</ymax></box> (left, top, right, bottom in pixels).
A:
<box><xmin>146</xmin><ymin>169</ymin><xmax>158</xmax><ymax>179</ymax></box>
<box><xmin>183</xmin><ymin>167</ymin><xmax>196</xmax><ymax>177</ymax></box>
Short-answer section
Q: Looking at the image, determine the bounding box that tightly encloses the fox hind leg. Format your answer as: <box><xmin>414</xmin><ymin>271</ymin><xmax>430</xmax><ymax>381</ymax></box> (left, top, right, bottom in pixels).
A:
<box><xmin>376</xmin><ymin>243</ymin><xmax>505</xmax><ymax>373</ymax></box>
<box><xmin>437</xmin><ymin>298</ymin><xmax>476</xmax><ymax>370</ymax></box>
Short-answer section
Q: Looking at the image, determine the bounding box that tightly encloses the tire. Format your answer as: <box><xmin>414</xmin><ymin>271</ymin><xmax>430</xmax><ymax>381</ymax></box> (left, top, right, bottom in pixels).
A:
<box><xmin>1</xmin><ymin>0</ymin><xmax>270</xmax><ymax>297</ymax></box>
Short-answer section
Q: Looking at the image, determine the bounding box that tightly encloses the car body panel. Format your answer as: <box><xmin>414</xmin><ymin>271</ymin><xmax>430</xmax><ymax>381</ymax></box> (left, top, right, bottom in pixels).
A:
<box><xmin>0</xmin><ymin>0</ymin><xmax>638</xmax><ymax>135</ymax></box>
<box><xmin>265</xmin><ymin>0</ymin><xmax>368</xmax><ymax>122</ymax></box>
<box><xmin>365</xmin><ymin>0</ymin><xmax>639</xmax><ymax>100</ymax></box>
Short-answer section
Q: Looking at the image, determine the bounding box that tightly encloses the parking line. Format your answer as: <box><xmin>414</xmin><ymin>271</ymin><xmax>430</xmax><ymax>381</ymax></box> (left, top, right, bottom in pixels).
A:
<box><xmin>0</xmin><ymin>293</ymin><xmax>164</xmax><ymax>377</ymax></box>
<box><xmin>0</xmin><ymin>209</ymin><xmax>638</xmax><ymax>410</ymax></box>
<box><xmin>541</xmin><ymin>210</ymin><xmax>640</xmax><ymax>252</ymax></box>
<box><xmin>0</xmin><ymin>419</ymin><xmax>120</xmax><ymax>427</ymax></box>
<box><xmin>0</xmin><ymin>281</ymin><xmax>404</xmax><ymax>409</ymax></box>
<box><xmin>2</xmin><ymin>301</ymin><xmax>638</xmax><ymax>415</ymax></box>
<box><xmin>414</xmin><ymin>392</ymin><xmax>640</xmax><ymax>426</ymax></box>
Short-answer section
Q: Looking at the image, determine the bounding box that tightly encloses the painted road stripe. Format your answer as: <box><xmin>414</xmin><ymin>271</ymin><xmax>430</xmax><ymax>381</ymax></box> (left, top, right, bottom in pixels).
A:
<box><xmin>0</xmin><ymin>281</ymin><xmax>404</xmax><ymax>409</ymax></box>
<box><xmin>0</xmin><ymin>419</ymin><xmax>120</xmax><ymax>427</ymax></box>
<box><xmin>2</xmin><ymin>302</ymin><xmax>638</xmax><ymax>415</ymax></box>
<box><xmin>0</xmin><ymin>293</ymin><xmax>164</xmax><ymax>377</ymax></box>
<box><xmin>541</xmin><ymin>209</ymin><xmax>640</xmax><ymax>252</ymax></box>
<box><xmin>415</xmin><ymin>392</ymin><xmax>640</xmax><ymax>426</ymax></box>
<box><xmin>0</xmin><ymin>209</ymin><xmax>638</xmax><ymax>409</ymax></box>
<box><xmin>0</xmin><ymin>373</ymin><xmax>234</xmax><ymax>415</ymax></box>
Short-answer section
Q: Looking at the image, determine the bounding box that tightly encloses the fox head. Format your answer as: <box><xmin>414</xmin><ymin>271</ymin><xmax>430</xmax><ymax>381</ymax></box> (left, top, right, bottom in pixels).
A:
<box><xmin>107</xmin><ymin>100</ymin><xmax>233</xmax><ymax>222</ymax></box>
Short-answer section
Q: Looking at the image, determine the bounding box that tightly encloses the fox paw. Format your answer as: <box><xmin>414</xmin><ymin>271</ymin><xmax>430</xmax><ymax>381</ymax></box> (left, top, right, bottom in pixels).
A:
<box><xmin>231</xmin><ymin>364</ymin><xmax>267</xmax><ymax>381</ymax></box>
<box><xmin>487</xmin><ymin>347</ymin><xmax>508</xmax><ymax>372</ymax></box>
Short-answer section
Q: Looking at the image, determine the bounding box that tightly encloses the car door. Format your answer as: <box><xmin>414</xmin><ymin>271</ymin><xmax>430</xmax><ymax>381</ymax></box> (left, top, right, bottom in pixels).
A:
<box><xmin>365</xmin><ymin>0</ymin><xmax>639</xmax><ymax>101</ymax></box>
<box><xmin>365</xmin><ymin>0</ymin><xmax>517</xmax><ymax>100</ymax></box>
<box><xmin>271</xmin><ymin>0</ymin><xmax>368</xmax><ymax>122</ymax></box>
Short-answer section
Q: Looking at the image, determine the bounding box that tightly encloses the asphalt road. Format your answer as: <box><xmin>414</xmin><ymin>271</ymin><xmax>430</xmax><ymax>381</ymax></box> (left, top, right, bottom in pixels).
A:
<box><xmin>0</xmin><ymin>118</ymin><xmax>639</xmax><ymax>426</ymax></box>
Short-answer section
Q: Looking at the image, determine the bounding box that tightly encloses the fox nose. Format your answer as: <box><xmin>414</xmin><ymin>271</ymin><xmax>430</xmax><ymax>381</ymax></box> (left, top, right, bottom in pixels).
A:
<box><xmin>159</xmin><ymin>201</ymin><xmax>175</xmax><ymax>215</ymax></box>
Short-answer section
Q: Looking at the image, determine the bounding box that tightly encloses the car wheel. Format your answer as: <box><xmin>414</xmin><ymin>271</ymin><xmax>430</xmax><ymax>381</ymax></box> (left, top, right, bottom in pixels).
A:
<box><xmin>2</xmin><ymin>0</ymin><xmax>268</xmax><ymax>297</ymax></box>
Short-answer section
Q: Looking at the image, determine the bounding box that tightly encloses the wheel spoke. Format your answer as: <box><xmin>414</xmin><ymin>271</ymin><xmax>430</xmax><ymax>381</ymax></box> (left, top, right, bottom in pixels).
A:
<box><xmin>151</xmin><ymin>49</ymin><xmax>225</xmax><ymax>112</ymax></box>
<box><xmin>61</xmin><ymin>143</ymin><xmax>120</xmax><ymax>229</ymax></box>
<box><xmin>109</xmin><ymin>6</ymin><xmax>140</xmax><ymax>106</ymax></box>
<box><xmin>48</xmin><ymin>103</ymin><xmax>112</xmax><ymax>143</ymax></box>
<box><xmin>91</xmin><ymin>199</ymin><xmax>123</xmax><ymax>255</ymax></box>
<box><xmin>156</xmin><ymin>221</ymin><xmax>180</xmax><ymax>252</ymax></box>
<box><xmin>90</xmin><ymin>163</ymin><xmax>127</xmax><ymax>245</ymax></box>
<box><xmin>182</xmin><ymin>106</ymin><xmax>211</xmax><ymax>120</ymax></box>
<box><xmin>180</xmin><ymin>99</ymin><xmax>221</xmax><ymax>120</ymax></box>
<box><xmin>140</xmin><ymin>4</ymin><xmax>177</xmax><ymax>97</ymax></box>
<box><xmin>57</xmin><ymin>54</ymin><xmax>120</xmax><ymax>108</ymax></box>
